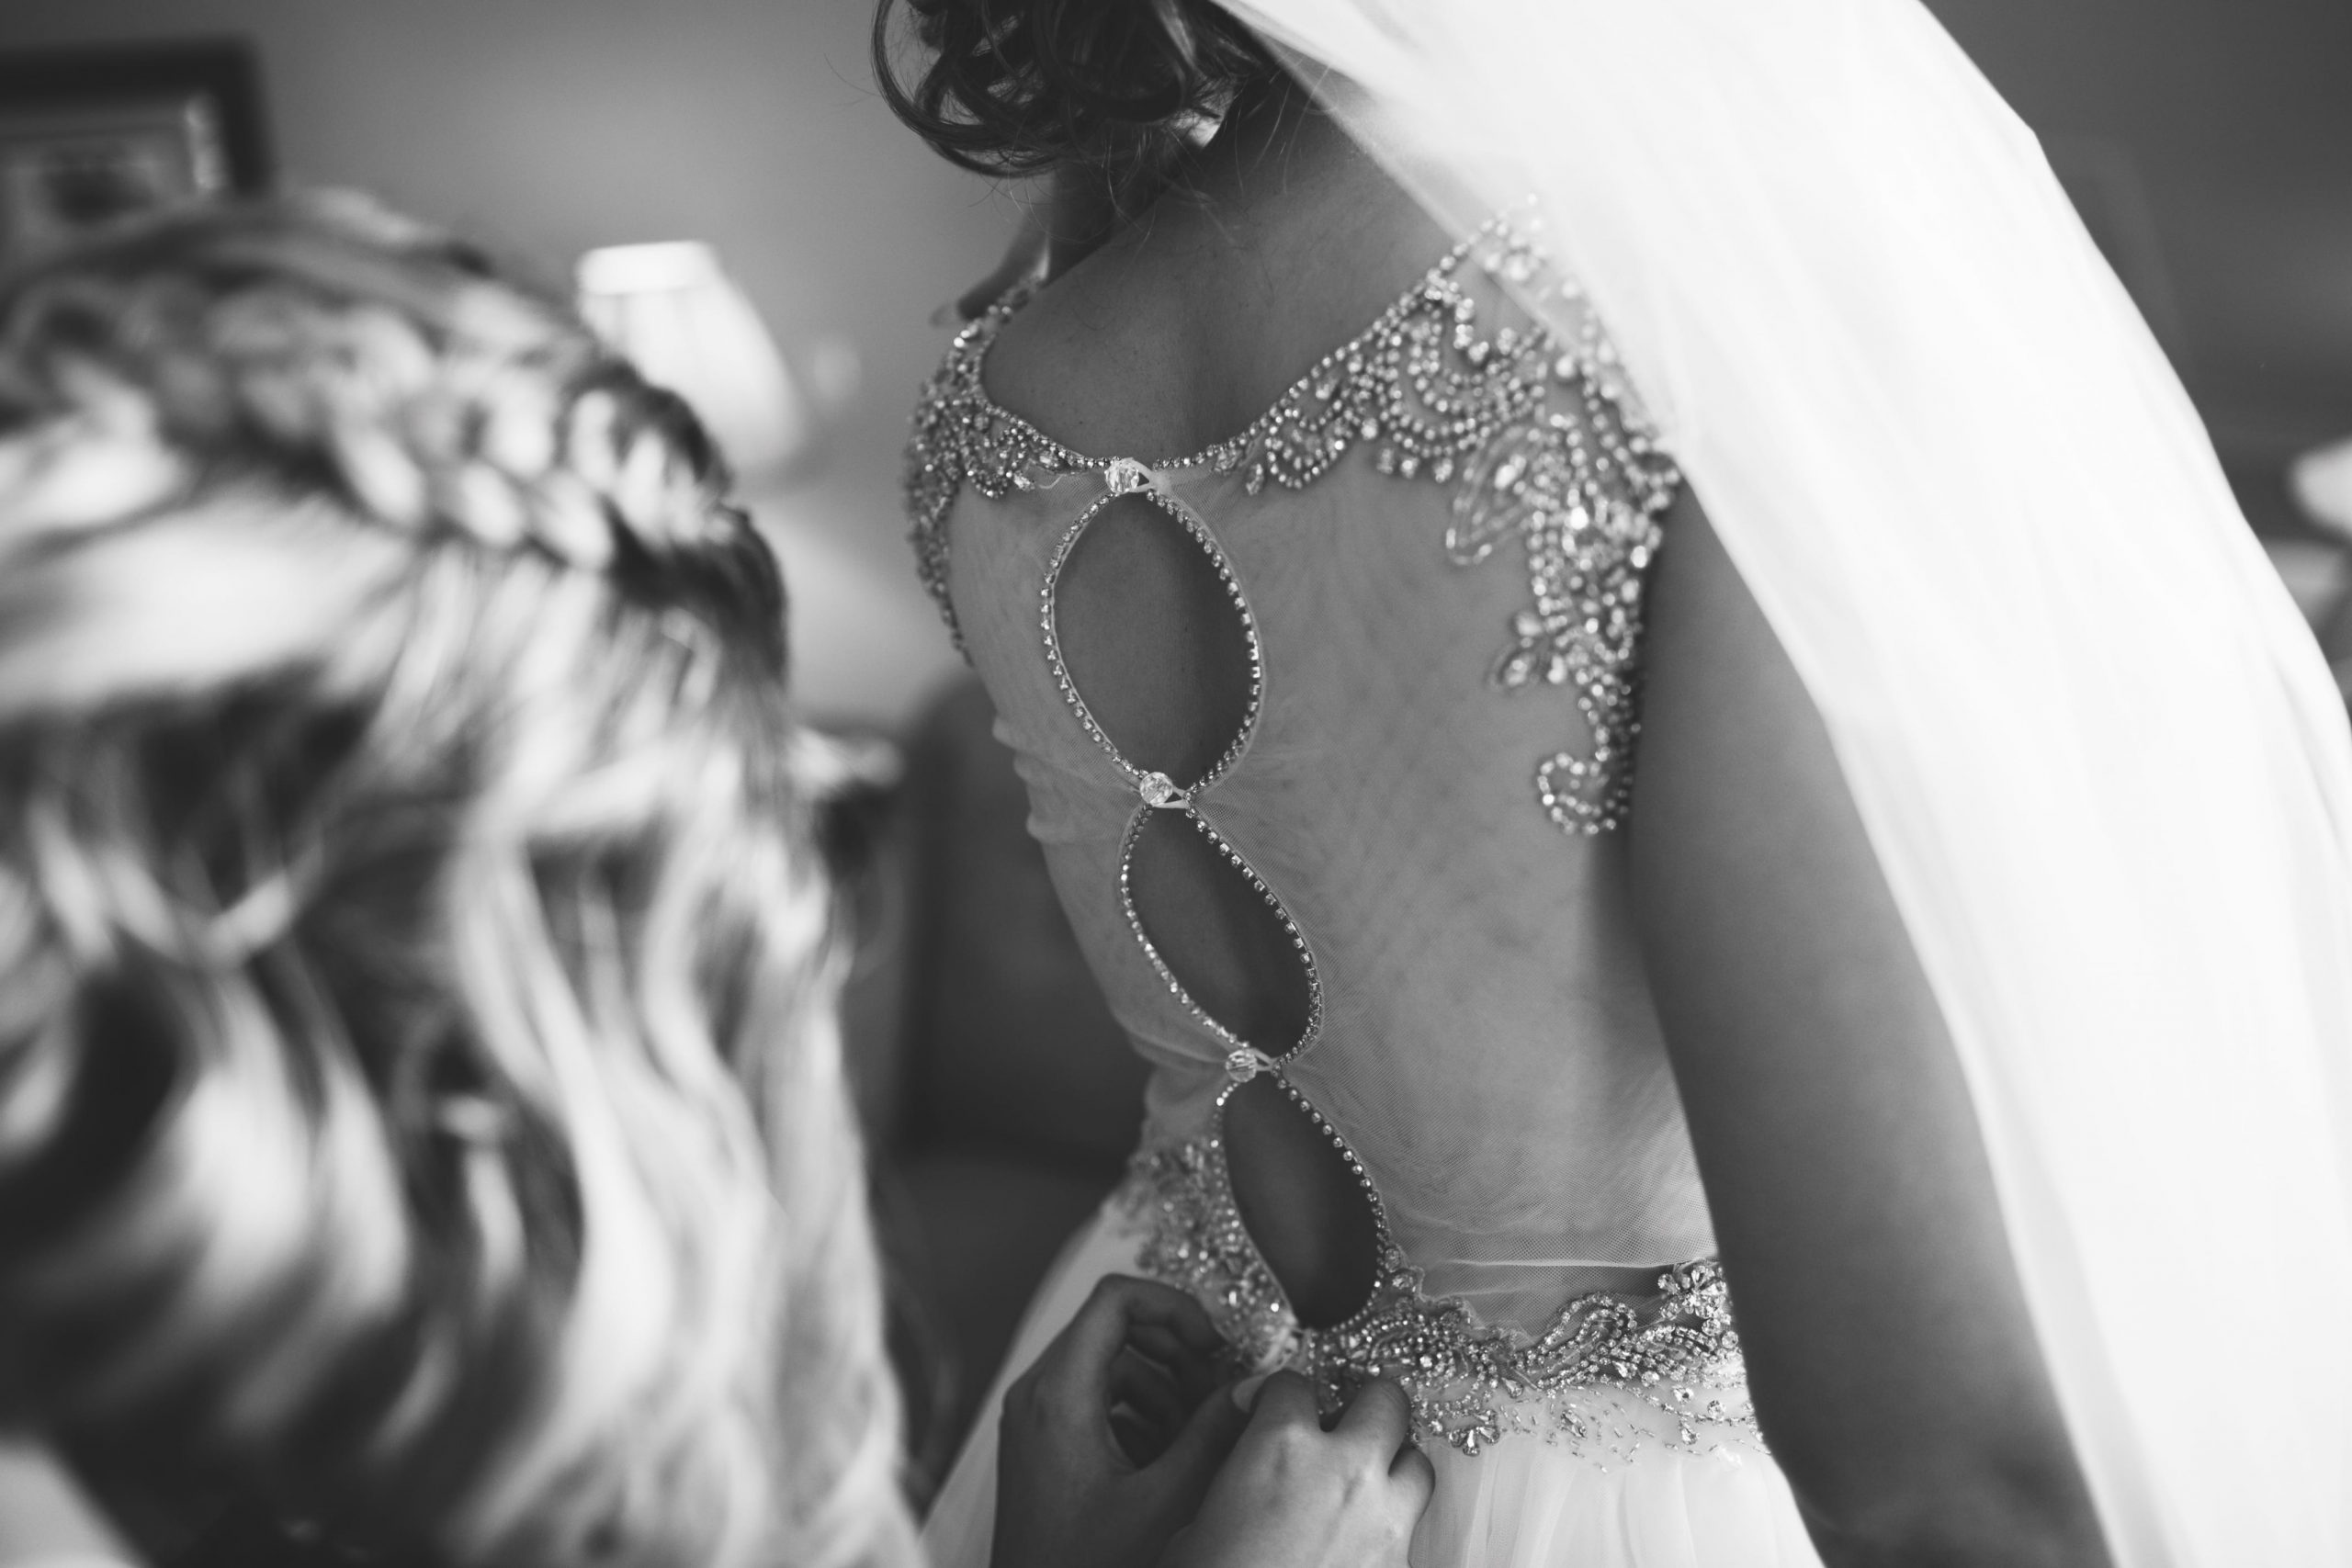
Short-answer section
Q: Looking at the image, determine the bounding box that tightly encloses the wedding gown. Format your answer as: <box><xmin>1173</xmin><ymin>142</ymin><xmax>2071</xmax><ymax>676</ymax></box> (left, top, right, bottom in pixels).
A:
<box><xmin>906</xmin><ymin>3</ymin><xmax>2352</xmax><ymax>1564</ymax></box>
<box><xmin>908</xmin><ymin>216</ymin><xmax>1819</xmax><ymax>1566</ymax></box>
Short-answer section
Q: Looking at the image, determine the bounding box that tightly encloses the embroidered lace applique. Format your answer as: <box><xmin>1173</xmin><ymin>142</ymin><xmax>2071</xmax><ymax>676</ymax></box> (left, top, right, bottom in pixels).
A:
<box><xmin>1125</xmin><ymin>1134</ymin><xmax>1759</xmax><ymax>1462</ymax></box>
<box><xmin>900</xmin><ymin>217</ymin><xmax>1683</xmax><ymax>835</ymax></box>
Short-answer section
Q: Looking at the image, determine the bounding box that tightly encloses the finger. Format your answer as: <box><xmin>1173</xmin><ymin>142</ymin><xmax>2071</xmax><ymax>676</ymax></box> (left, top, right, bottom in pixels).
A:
<box><xmin>1125</xmin><ymin>1317</ymin><xmax>1230</xmax><ymax>1378</ymax></box>
<box><xmin>1125</xmin><ymin>1331</ymin><xmax>1233</xmax><ymax>1410</ymax></box>
<box><xmin>1139</xmin><ymin>1372</ymin><xmax>1250</xmax><ymax>1517</ymax></box>
<box><xmin>1332</xmin><ymin>1377</ymin><xmax>1414</xmax><ymax>1457</ymax></box>
<box><xmin>1244</xmin><ymin>1369</ymin><xmax>1323</xmax><ymax>1429</ymax></box>
<box><xmin>1227</xmin><ymin>1371</ymin><xmax>1271</xmax><ymax>1413</ymax></box>
<box><xmin>1042</xmin><ymin>1275</ymin><xmax>1225</xmax><ymax>1402</ymax></box>
<box><xmin>1390</xmin><ymin>1439</ymin><xmax>1437</xmax><ymax>1512</ymax></box>
<box><xmin>1101</xmin><ymin>1275</ymin><xmax>1227</xmax><ymax>1354</ymax></box>
<box><xmin>1107</xmin><ymin>1348</ymin><xmax>1187</xmax><ymax>1438</ymax></box>
<box><xmin>1107</xmin><ymin>1402</ymin><xmax>1167</xmax><ymax>1469</ymax></box>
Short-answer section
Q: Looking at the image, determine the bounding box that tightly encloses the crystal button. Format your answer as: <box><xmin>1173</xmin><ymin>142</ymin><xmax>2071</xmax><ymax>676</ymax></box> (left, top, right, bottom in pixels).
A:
<box><xmin>1136</xmin><ymin>771</ymin><xmax>1187</xmax><ymax>808</ymax></box>
<box><xmin>1224</xmin><ymin>1048</ymin><xmax>1276</xmax><ymax>1083</ymax></box>
<box><xmin>1102</xmin><ymin>456</ymin><xmax>1153</xmax><ymax>494</ymax></box>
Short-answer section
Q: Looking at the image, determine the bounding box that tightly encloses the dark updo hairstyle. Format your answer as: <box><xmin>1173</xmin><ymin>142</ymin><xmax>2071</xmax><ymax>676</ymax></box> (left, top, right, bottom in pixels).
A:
<box><xmin>873</xmin><ymin>0</ymin><xmax>1278</xmax><ymax>194</ymax></box>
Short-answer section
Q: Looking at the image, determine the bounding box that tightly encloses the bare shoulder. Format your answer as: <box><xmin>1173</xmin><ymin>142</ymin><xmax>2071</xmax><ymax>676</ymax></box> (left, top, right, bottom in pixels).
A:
<box><xmin>1628</xmin><ymin>493</ymin><xmax>2109</xmax><ymax>1562</ymax></box>
<box><xmin>979</xmin><ymin>101</ymin><xmax>1453</xmax><ymax>459</ymax></box>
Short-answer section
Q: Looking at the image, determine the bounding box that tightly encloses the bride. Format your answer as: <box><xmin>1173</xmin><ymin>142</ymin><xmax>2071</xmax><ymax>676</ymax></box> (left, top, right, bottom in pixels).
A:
<box><xmin>880</xmin><ymin>1</ymin><xmax>2352</xmax><ymax>1565</ymax></box>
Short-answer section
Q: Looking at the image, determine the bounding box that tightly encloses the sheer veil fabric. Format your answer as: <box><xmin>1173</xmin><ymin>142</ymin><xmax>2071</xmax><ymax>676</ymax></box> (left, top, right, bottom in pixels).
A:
<box><xmin>1211</xmin><ymin>1</ymin><xmax>2352</xmax><ymax>1562</ymax></box>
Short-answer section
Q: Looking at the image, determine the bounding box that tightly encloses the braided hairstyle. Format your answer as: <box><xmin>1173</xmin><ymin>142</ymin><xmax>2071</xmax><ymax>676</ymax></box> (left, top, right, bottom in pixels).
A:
<box><xmin>0</xmin><ymin>196</ymin><xmax>916</xmax><ymax>1568</ymax></box>
<box><xmin>872</xmin><ymin>0</ymin><xmax>1277</xmax><ymax>196</ymax></box>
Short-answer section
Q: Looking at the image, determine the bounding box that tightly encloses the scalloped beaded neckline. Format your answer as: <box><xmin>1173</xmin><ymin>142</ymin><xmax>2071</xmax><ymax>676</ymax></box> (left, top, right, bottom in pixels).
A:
<box><xmin>903</xmin><ymin>213</ymin><xmax>1684</xmax><ymax>834</ymax></box>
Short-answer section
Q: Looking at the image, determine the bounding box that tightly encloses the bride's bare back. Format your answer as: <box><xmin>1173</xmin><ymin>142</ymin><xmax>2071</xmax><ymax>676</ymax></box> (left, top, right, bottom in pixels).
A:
<box><xmin>939</xmin><ymin>77</ymin><xmax>2108</xmax><ymax>1566</ymax></box>
<box><xmin>983</xmin><ymin>92</ymin><xmax>1445</xmax><ymax>464</ymax></box>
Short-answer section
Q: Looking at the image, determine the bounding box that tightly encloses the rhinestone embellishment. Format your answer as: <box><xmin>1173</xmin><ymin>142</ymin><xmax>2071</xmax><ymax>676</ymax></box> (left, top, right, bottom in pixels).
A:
<box><xmin>903</xmin><ymin>213</ymin><xmax>1680</xmax><ymax>835</ymax></box>
<box><xmin>1224</xmin><ymin>1047</ymin><xmax>1276</xmax><ymax>1083</ymax></box>
<box><xmin>1136</xmin><ymin>770</ymin><xmax>1187</xmax><ymax>808</ymax></box>
<box><xmin>1194</xmin><ymin>220</ymin><xmax>1679</xmax><ymax>835</ymax></box>
<box><xmin>1124</xmin><ymin>1134</ymin><xmax>1761</xmax><ymax>1462</ymax></box>
<box><xmin>1037</xmin><ymin>479</ymin><xmax>1325</xmax><ymax>1064</ymax></box>
<box><xmin>1102</xmin><ymin>455</ymin><xmax>1154</xmax><ymax>494</ymax></box>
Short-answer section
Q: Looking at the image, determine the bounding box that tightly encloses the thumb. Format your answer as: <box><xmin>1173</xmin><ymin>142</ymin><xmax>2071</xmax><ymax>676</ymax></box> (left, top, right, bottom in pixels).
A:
<box><xmin>1138</xmin><ymin>1377</ymin><xmax>1250</xmax><ymax>1516</ymax></box>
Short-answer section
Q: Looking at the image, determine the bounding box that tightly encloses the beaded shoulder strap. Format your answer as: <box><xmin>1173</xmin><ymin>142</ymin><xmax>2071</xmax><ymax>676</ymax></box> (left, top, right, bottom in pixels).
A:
<box><xmin>901</xmin><ymin>216</ymin><xmax>1682</xmax><ymax>834</ymax></box>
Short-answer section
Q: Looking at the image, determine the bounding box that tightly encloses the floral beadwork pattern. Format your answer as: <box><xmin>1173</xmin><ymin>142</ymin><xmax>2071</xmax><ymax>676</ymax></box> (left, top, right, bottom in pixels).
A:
<box><xmin>903</xmin><ymin>273</ymin><xmax>1102</xmax><ymax>658</ymax></box>
<box><xmin>901</xmin><ymin>216</ymin><xmax>1684</xmax><ymax>836</ymax></box>
<box><xmin>1201</xmin><ymin>221</ymin><xmax>1683</xmax><ymax>832</ymax></box>
<box><xmin>1125</xmin><ymin>1134</ymin><xmax>1302</xmax><ymax>1372</ymax></box>
<box><xmin>1124</xmin><ymin>1134</ymin><xmax>1760</xmax><ymax>1463</ymax></box>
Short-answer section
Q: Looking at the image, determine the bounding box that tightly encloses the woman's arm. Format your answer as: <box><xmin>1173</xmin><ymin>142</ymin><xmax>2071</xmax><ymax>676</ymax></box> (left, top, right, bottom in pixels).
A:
<box><xmin>1628</xmin><ymin>494</ymin><xmax>2110</xmax><ymax>1568</ymax></box>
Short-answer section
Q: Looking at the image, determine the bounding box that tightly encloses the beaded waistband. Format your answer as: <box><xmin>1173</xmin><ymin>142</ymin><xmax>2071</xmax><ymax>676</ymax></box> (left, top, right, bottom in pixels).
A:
<box><xmin>1120</xmin><ymin>1134</ymin><xmax>1763</xmax><ymax>1462</ymax></box>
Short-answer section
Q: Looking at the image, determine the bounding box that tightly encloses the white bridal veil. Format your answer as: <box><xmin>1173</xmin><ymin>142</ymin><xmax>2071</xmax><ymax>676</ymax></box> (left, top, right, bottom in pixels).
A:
<box><xmin>1218</xmin><ymin>0</ymin><xmax>2352</xmax><ymax>1562</ymax></box>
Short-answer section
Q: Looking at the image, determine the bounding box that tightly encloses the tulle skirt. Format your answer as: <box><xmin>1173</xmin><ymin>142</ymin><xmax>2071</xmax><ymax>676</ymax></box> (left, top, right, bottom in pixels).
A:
<box><xmin>921</xmin><ymin>1203</ymin><xmax>1824</xmax><ymax>1568</ymax></box>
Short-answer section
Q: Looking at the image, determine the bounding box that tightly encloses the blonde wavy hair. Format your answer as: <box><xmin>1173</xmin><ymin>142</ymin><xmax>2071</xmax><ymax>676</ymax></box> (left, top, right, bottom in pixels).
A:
<box><xmin>0</xmin><ymin>197</ymin><xmax>917</xmax><ymax>1568</ymax></box>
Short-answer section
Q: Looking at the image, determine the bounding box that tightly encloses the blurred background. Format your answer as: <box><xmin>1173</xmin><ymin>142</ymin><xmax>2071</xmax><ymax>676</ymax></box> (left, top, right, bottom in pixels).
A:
<box><xmin>0</xmin><ymin>0</ymin><xmax>1009</xmax><ymax>732</ymax></box>
<box><xmin>2</xmin><ymin>0</ymin><xmax>2347</xmax><ymax>1505</ymax></box>
<box><xmin>3</xmin><ymin>0</ymin><xmax>2347</xmax><ymax>724</ymax></box>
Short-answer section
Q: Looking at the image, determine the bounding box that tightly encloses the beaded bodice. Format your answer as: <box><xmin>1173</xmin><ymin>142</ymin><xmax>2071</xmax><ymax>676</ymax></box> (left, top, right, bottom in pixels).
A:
<box><xmin>909</xmin><ymin>224</ymin><xmax>1680</xmax><ymax>835</ymax></box>
<box><xmin>903</xmin><ymin>219</ymin><xmax>1750</xmax><ymax>1459</ymax></box>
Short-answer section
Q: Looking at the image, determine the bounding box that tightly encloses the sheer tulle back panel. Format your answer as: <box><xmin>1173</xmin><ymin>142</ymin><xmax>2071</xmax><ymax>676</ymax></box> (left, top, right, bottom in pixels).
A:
<box><xmin>1050</xmin><ymin>483</ymin><xmax>1379</xmax><ymax>1328</ymax></box>
<box><xmin>929</xmin><ymin>244</ymin><xmax>1723</xmax><ymax>1336</ymax></box>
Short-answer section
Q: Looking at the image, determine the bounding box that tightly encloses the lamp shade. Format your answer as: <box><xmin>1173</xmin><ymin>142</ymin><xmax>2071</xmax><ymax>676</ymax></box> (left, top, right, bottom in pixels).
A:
<box><xmin>577</xmin><ymin>241</ymin><xmax>807</xmax><ymax>479</ymax></box>
<box><xmin>2292</xmin><ymin>435</ymin><xmax>2352</xmax><ymax>542</ymax></box>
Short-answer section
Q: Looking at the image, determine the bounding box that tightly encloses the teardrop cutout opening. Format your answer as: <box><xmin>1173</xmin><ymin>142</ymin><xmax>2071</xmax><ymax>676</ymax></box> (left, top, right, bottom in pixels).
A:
<box><xmin>1126</xmin><ymin>808</ymin><xmax>1316</xmax><ymax>1052</ymax></box>
<box><xmin>1053</xmin><ymin>491</ymin><xmax>1256</xmax><ymax>786</ymax></box>
<box><xmin>1221</xmin><ymin>1075</ymin><xmax>1380</xmax><ymax>1329</ymax></box>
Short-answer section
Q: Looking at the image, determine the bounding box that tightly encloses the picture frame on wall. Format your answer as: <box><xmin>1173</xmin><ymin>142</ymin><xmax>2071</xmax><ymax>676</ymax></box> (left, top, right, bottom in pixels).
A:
<box><xmin>0</xmin><ymin>38</ymin><xmax>271</xmax><ymax>265</ymax></box>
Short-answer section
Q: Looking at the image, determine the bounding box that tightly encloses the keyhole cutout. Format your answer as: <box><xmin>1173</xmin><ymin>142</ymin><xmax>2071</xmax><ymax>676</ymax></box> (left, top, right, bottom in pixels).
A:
<box><xmin>1125</xmin><ymin>810</ymin><xmax>1316</xmax><ymax>1053</ymax></box>
<box><xmin>1054</xmin><ymin>491</ymin><xmax>1255</xmax><ymax>787</ymax></box>
<box><xmin>1222</xmin><ymin>1076</ymin><xmax>1381</xmax><ymax>1329</ymax></box>
<box><xmin>1047</xmin><ymin>477</ymin><xmax>1379</xmax><ymax>1337</ymax></box>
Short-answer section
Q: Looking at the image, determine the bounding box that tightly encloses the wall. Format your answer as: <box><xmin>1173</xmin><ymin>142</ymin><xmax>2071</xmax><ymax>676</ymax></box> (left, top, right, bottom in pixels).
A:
<box><xmin>4</xmin><ymin>1</ymin><xmax>2347</xmax><ymax>716</ymax></box>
